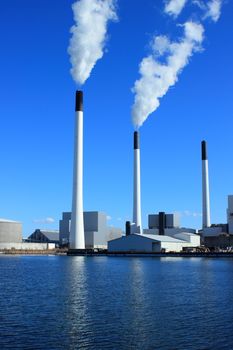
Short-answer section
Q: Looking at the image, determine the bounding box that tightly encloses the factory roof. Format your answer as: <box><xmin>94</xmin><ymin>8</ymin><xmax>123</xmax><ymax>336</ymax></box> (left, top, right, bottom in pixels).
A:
<box><xmin>0</xmin><ymin>218</ymin><xmax>21</xmax><ymax>224</ymax></box>
<box><xmin>174</xmin><ymin>232</ymin><xmax>198</xmax><ymax>236</ymax></box>
<box><xmin>140</xmin><ymin>234</ymin><xmax>186</xmax><ymax>243</ymax></box>
<box><xmin>27</xmin><ymin>229</ymin><xmax>59</xmax><ymax>242</ymax></box>
<box><xmin>39</xmin><ymin>230</ymin><xmax>59</xmax><ymax>241</ymax></box>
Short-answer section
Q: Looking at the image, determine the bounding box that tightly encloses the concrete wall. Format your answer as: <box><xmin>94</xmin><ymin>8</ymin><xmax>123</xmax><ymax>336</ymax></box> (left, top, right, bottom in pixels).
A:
<box><xmin>108</xmin><ymin>235</ymin><xmax>193</xmax><ymax>253</ymax></box>
<box><xmin>108</xmin><ymin>235</ymin><xmax>154</xmax><ymax>252</ymax></box>
<box><xmin>227</xmin><ymin>195</ymin><xmax>233</xmax><ymax>234</ymax></box>
<box><xmin>143</xmin><ymin>229</ymin><xmax>159</xmax><ymax>235</ymax></box>
<box><xmin>160</xmin><ymin>241</ymin><xmax>190</xmax><ymax>252</ymax></box>
<box><xmin>204</xmin><ymin>235</ymin><xmax>233</xmax><ymax>249</ymax></box>
<box><xmin>59</xmin><ymin>211</ymin><xmax>122</xmax><ymax>248</ymax></box>
<box><xmin>0</xmin><ymin>243</ymin><xmax>55</xmax><ymax>250</ymax></box>
<box><xmin>85</xmin><ymin>231</ymin><xmax>94</xmax><ymax>249</ymax></box>
<box><xmin>148</xmin><ymin>213</ymin><xmax>180</xmax><ymax>229</ymax></box>
<box><xmin>202</xmin><ymin>226</ymin><xmax>224</xmax><ymax>237</ymax></box>
<box><xmin>143</xmin><ymin>228</ymin><xmax>197</xmax><ymax>237</ymax></box>
<box><xmin>174</xmin><ymin>233</ymin><xmax>200</xmax><ymax>246</ymax></box>
<box><xmin>0</xmin><ymin>221</ymin><xmax>22</xmax><ymax>243</ymax></box>
<box><xmin>165</xmin><ymin>228</ymin><xmax>197</xmax><ymax>236</ymax></box>
<box><xmin>59</xmin><ymin>212</ymin><xmax>71</xmax><ymax>244</ymax></box>
<box><xmin>166</xmin><ymin>214</ymin><xmax>180</xmax><ymax>228</ymax></box>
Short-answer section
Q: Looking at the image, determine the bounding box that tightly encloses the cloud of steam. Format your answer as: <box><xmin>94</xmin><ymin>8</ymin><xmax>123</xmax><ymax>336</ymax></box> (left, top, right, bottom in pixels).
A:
<box><xmin>204</xmin><ymin>0</ymin><xmax>223</xmax><ymax>22</ymax></box>
<box><xmin>131</xmin><ymin>21</ymin><xmax>204</xmax><ymax>128</ymax></box>
<box><xmin>33</xmin><ymin>217</ymin><xmax>55</xmax><ymax>224</ymax></box>
<box><xmin>68</xmin><ymin>0</ymin><xmax>117</xmax><ymax>85</ymax></box>
<box><xmin>165</xmin><ymin>0</ymin><xmax>188</xmax><ymax>17</ymax></box>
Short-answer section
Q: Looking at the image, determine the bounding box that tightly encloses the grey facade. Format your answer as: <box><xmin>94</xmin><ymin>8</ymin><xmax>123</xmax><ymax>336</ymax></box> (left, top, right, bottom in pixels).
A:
<box><xmin>148</xmin><ymin>212</ymin><xmax>180</xmax><ymax>233</ymax></box>
<box><xmin>0</xmin><ymin>220</ymin><xmax>22</xmax><ymax>243</ymax></box>
<box><xmin>108</xmin><ymin>234</ymin><xmax>195</xmax><ymax>253</ymax></box>
<box><xmin>204</xmin><ymin>234</ymin><xmax>233</xmax><ymax>249</ymax></box>
<box><xmin>27</xmin><ymin>229</ymin><xmax>59</xmax><ymax>244</ymax></box>
<box><xmin>59</xmin><ymin>211</ymin><xmax>122</xmax><ymax>248</ymax></box>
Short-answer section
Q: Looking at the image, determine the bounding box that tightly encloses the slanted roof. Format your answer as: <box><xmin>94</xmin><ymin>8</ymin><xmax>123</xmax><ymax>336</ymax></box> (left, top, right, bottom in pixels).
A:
<box><xmin>40</xmin><ymin>230</ymin><xmax>59</xmax><ymax>241</ymax></box>
<box><xmin>174</xmin><ymin>232</ymin><xmax>198</xmax><ymax>236</ymax></box>
<box><xmin>140</xmin><ymin>234</ymin><xmax>186</xmax><ymax>243</ymax></box>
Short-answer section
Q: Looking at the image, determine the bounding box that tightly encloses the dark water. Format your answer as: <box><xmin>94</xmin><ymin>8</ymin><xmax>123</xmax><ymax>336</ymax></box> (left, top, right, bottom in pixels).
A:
<box><xmin>0</xmin><ymin>256</ymin><xmax>233</xmax><ymax>350</ymax></box>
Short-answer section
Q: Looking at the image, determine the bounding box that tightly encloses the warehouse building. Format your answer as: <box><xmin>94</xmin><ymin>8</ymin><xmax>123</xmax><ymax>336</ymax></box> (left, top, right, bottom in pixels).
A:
<box><xmin>59</xmin><ymin>211</ymin><xmax>122</xmax><ymax>249</ymax></box>
<box><xmin>27</xmin><ymin>229</ymin><xmax>59</xmax><ymax>244</ymax></box>
<box><xmin>108</xmin><ymin>234</ymin><xmax>196</xmax><ymax>253</ymax></box>
<box><xmin>108</xmin><ymin>233</ymin><xmax>200</xmax><ymax>253</ymax></box>
<box><xmin>108</xmin><ymin>212</ymin><xmax>200</xmax><ymax>252</ymax></box>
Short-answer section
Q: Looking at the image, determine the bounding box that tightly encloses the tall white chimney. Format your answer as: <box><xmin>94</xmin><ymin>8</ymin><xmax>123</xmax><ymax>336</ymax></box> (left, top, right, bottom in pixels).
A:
<box><xmin>70</xmin><ymin>91</ymin><xmax>85</xmax><ymax>249</ymax></box>
<box><xmin>202</xmin><ymin>140</ymin><xmax>211</xmax><ymax>229</ymax></box>
<box><xmin>132</xmin><ymin>131</ymin><xmax>142</xmax><ymax>234</ymax></box>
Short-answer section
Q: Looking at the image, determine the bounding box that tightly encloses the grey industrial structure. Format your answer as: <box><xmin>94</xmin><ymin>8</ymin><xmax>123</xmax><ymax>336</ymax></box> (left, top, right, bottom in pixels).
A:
<box><xmin>108</xmin><ymin>212</ymin><xmax>201</xmax><ymax>253</ymax></box>
<box><xmin>60</xmin><ymin>211</ymin><xmax>122</xmax><ymax>249</ymax></box>
<box><xmin>0</xmin><ymin>219</ymin><xmax>56</xmax><ymax>250</ymax></box>
<box><xmin>0</xmin><ymin>219</ymin><xmax>22</xmax><ymax>243</ymax></box>
<box><xmin>200</xmin><ymin>195</ymin><xmax>233</xmax><ymax>249</ymax></box>
<box><xmin>107</xmin><ymin>131</ymin><xmax>201</xmax><ymax>253</ymax></box>
<box><xmin>27</xmin><ymin>229</ymin><xmax>60</xmax><ymax>244</ymax></box>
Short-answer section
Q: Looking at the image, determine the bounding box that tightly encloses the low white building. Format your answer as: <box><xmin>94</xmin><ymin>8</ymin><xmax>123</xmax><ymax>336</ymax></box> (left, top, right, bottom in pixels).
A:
<box><xmin>0</xmin><ymin>242</ymin><xmax>55</xmax><ymax>250</ymax></box>
<box><xmin>108</xmin><ymin>234</ymin><xmax>199</xmax><ymax>253</ymax></box>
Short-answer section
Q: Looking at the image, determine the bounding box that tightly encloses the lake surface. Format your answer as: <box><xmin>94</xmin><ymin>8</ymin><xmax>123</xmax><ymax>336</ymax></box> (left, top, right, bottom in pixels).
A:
<box><xmin>0</xmin><ymin>256</ymin><xmax>233</xmax><ymax>350</ymax></box>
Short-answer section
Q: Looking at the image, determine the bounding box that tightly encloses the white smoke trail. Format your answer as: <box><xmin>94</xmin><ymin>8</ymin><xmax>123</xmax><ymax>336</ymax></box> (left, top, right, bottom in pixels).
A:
<box><xmin>68</xmin><ymin>0</ymin><xmax>117</xmax><ymax>85</ymax></box>
<box><xmin>131</xmin><ymin>22</ymin><xmax>204</xmax><ymax>128</ymax></box>
<box><xmin>165</xmin><ymin>0</ymin><xmax>188</xmax><ymax>17</ymax></box>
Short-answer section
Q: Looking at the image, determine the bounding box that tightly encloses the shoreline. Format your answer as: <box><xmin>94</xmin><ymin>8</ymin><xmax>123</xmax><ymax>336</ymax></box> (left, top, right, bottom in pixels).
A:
<box><xmin>1</xmin><ymin>250</ymin><xmax>233</xmax><ymax>258</ymax></box>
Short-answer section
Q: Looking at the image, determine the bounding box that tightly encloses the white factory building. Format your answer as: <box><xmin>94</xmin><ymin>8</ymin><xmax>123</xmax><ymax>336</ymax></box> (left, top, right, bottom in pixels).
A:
<box><xmin>60</xmin><ymin>211</ymin><xmax>122</xmax><ymax>249</ymax></box>
<box><xmin>108</xmin><ymin>212</ymin><xmax>200</xmax><ymax>253</ymax></box>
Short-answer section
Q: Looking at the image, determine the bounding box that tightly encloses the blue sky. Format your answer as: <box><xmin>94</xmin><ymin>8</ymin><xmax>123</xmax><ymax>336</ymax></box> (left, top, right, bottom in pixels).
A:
<box><xmin>0</xmin><ymin>0</ymin><xmax>232</xmax><ymax>237</ymax></box>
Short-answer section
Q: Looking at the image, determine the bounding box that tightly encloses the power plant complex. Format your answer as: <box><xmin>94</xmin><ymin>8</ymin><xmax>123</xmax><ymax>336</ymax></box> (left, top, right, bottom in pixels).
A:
<box><xmin>1</xmin><ymin>89</ymin><xmax>233</xmax><ymax>254</ymax></box>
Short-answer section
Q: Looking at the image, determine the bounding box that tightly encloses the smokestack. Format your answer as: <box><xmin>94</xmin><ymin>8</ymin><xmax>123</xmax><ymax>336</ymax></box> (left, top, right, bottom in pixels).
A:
<box><xmin>132</xmin><ymin>131</ymin><xmax>142</xmax><ymax>234</ymax></box>
<box><xmin>202</xmin><ymin>140</ymin><xmax>211</xmax><ymax>228</ymax></box>
<box><xmin>69</xmin><ymin>91</ymin><xmax>85</xmax><ymax>249</ymax></box>
<box><xmin>159</xmin><ymin>212</ymin><xmax>166</xmax><ymax>235</ymax></box>
<box><xmin>125</xmin><ymin>221</ymin><xmax>131</xmax><ymax>236</ymax></box>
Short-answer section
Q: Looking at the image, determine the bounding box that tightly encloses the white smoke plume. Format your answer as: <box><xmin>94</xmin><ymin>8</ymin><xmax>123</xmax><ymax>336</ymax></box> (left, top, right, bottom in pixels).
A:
<box><xmin>165</xmin><ymin>0</ymin><xmax>188</xmax><ymax>17</ymax></box>
<box><xmin>68</xmin><ymin>0</ymin><xmax>117</xmax><ymax>85</ymax></box>
<box><xmin>132</xmin><ymin>22</ymin><xmax>204</xmax><ymax>128</ymax></box>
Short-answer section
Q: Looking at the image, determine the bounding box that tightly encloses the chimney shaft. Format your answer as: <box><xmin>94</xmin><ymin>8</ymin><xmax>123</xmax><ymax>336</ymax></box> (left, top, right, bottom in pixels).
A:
<box><xmin>202</xmin><ymin>140</ymin><xmax>211</xmax><ymax>229</ymax></box>
<box><xmin>132</xmin><ymin>131</ymin><xmax>142</xmax><ymax>234</ymax></box>
<box><xmin>125</xmin><ymin>221</ymin><xmax>131</xmax><ymax>236</ymax></box>
<box><xmin>70</xmin><ymin>91</ymin><xmax>85</xmax><ymax>249</ymax></box>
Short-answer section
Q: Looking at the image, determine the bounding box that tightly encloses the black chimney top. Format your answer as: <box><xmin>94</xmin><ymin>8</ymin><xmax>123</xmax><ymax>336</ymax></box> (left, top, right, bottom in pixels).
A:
<box><xmin>75</xmin><ymin>91</ymin><xmax>83</xmax><ymax>111</ymax></box>
<box><xmin>202</xmin><ymin>140</ymin><xmax>207</xmax><ymax>160</ymax></box>
<box><xmin>134</xmin><ymin>131</ymin><xmax>140</xmax><ymax>149</ymax></box>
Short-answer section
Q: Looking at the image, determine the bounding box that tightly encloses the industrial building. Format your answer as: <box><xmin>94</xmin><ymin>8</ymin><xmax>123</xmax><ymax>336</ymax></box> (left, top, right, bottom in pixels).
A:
<box><xmin>108</xmin><ymin>211</ymin><xmax>200</xmax><ymax>253</ymax></box>
<box><xmin>0</xmin><ymin>219</ymin><xmax>56</xmax><ymax>251</ymax></box>
<box><xmin>0</xmin><ymin>219</ymin><xmax>22</xmax><ymax>243</ymax></box>
<box><xmin>199</xmin><ymin>138</ymin><xmax>233</xmax><ymax>248</ymax></box>
<box><xmin>27</xmin><ymin>229</ymin><xmax>60</xmax><ymax>244</ymax></box>
<box><xmin>108</xmin><ymin>131</ymin><xmax>200</xmax><ymax>253</ymax></box>
<box><xmin>201</xmin><ymin>195</ymin><xmax>233</xmax><ymax>249</ymax></box>
<box><xmin>60</xmin><ymin>211</ymin><xmax>122</xmax><ymax>249</ymax></box>
<box><xmin>108</xmin><ymin>234</ymin><xmax>198</xmax><ymax>253</ymax></box>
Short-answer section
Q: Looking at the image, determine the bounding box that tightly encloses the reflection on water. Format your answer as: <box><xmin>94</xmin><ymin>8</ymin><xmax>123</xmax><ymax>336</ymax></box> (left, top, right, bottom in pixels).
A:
<box><xmin>0</xmin><ymin>256</ymin><xmax>233</xmax><ymax>349</ymax></box>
